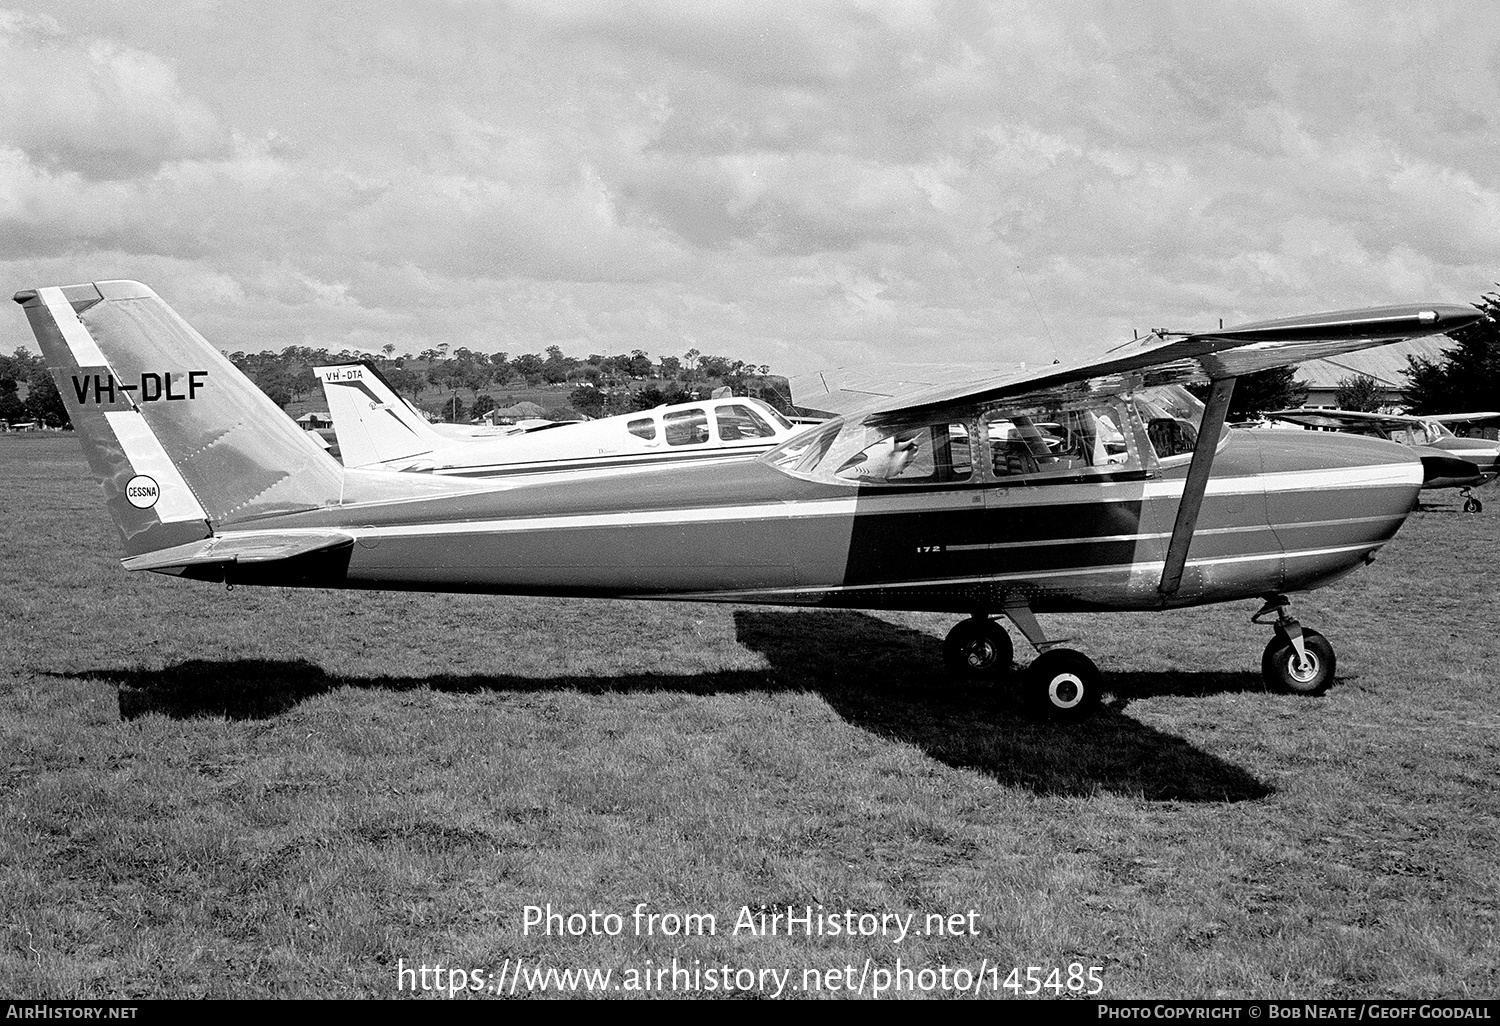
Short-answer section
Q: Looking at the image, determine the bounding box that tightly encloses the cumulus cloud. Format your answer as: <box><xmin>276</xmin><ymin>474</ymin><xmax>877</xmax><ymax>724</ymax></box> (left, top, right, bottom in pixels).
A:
<box><xmin>0</xmin><ymin>8</ymin><xmax>230</xmax><ymax>179</ymax></box>
<box><xmin>4</xmin><ymin>1</ymin><xmax>1500</xmax><ymax>372</ymax></box>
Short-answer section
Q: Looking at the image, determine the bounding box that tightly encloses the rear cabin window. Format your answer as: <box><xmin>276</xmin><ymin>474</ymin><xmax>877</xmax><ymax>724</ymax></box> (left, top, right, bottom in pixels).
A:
<box><xmin>663</xmin><ymin>408</ymin><xmax>710</xmax><ymax>446</ymax></box>
<box><xmin>763</xmin><ymin>398</ymin><xmax>1143</xmax><ymax>486</ymax></box>
<box><xmin>716</xmin><ymin>403</ymin><xmax>776</xmax><ymax>441</ymax></box>
<box><xmin>627</xmin><ymin>417</ymin><xmax>656</xmax><ymax>440</ymax></box>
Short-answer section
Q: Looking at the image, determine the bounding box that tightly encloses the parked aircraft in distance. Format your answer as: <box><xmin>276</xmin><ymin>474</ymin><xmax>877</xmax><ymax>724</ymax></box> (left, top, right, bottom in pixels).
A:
<box><xmin>1265</xmin><ymin>407</ymin><xmax>1500</xmax><ymax>512</ymax></box>
<box><xmin>16</xmin><ymin>281</ymin><xmax>1483</xmax><ymax>718</ymax></box>
<box><xmin>316</xmin><ymin>361</ymin><xmax>805</xmax><ymax>476</ymax></box>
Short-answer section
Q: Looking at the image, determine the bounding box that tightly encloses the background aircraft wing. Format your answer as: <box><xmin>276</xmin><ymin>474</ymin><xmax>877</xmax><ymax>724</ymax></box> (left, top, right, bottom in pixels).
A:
<box><xmin>1424</xmin><ymin>411</ymin><xmax>1500</xmax><ymax>424</ymax></box>
<box><xmin>860</xmin><ymin>304</ymin><xmax>1482</xmax><ymax>423</ymax></box>
<box><xmin>1263</xmin><ymin>407</ymin><xmax>1416</xmax><ymax>429</ymax></box>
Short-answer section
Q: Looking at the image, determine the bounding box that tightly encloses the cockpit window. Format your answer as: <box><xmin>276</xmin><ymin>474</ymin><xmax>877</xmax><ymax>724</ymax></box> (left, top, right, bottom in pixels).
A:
<box><xmin>764</xmin><ymin>420</ymin><xmax>840</xmax><ymax>473</ymax></box>
<box><xmin>835</xmin><ymin>423</ymin><xmax>972</xmax><ymax>483</ymax></box>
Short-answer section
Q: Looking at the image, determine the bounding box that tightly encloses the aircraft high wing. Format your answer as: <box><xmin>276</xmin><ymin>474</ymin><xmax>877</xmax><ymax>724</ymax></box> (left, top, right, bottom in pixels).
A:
<box><xmin>1265</xmin><ymin>407</ymin><xmax>1500</xmax><ymax>512</ymax></box>
<box><xmin>14</xmin><ymin>281</ymin><xmax>1482</xmax><ymax>719</ymax></box>
<box><xmin>789</xmin><ymin>363</ymin><xmax>1020</xmax><ymax>419</ymax></box>
<box><xmin>316</xmin><ymin>360</ymin><xmax>806</xmax><ymax>476</ymax></box>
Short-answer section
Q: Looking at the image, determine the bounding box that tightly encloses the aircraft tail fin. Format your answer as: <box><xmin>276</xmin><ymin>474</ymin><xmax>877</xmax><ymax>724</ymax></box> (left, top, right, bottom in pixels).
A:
<box><xmin>315</xmin><ymin>361</ymin><xmax>445</xmax><ymax>468</ymax></box>
<box><xmin>13</xmin><ymin>280</ymin><xmax>345</xmax><ymax>557</ymax></box>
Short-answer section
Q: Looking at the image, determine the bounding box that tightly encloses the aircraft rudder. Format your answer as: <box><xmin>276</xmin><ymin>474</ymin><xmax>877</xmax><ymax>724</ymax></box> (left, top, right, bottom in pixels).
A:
<box><xmin>14</xmin><ymin>280</ymin><xmax>346</xmax><ymax>556</ymax></box>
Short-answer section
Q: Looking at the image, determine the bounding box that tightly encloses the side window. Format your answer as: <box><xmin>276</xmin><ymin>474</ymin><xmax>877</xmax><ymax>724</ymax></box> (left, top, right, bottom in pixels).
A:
<box><xmin>835</xmin><ymin>422</ymin><xmax>973</xmax><ymax>483</ymax></box>
<box><xmin>663</xmin><ymin>408</ymin><xmax>709</xmax><ymax>446</ymax></box>
<box><xmin>987</xmin><ymin>405</ymin><xmax>1131</xmax><ymax>479</ymax></box>
<box><xmin>627</xmin><ymin>417</ymin><xmax>656</xmax><ymax>440</ymax></box>
<box><xmin>716</xmin><ymin>403</ymin><xmax>776</xmax><ymax>441</ymax></box>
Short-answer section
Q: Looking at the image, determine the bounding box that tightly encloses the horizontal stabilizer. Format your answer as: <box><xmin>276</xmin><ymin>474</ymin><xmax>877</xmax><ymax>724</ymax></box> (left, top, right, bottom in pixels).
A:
<box><xmin>121</xmin><ymin>531</ymin><xmax>355</xmax><ymax>572</ymax></box>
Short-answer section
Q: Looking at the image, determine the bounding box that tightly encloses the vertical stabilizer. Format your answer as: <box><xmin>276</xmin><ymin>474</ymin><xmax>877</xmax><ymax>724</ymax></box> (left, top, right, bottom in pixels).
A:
<box><xmin>14</xmin><ymin>280</ymin><xmax>345</xmax><ymax>556</ymax></box>
<box><xmin>315</xmin><ymin>362</ymin><xmax>445</xmax><ymax>468</ymax></box>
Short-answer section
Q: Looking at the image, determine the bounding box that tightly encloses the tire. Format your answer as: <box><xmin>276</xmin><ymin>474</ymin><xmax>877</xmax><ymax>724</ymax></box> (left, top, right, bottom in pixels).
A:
<box><xmin>1465</xmin><ymin>496</ymin><xmax>1482</xmax><ymax>514</ymax></box>
<box><xmin>1024</xmin><ymin>648</ymin><xmax>1101</xmax><ymax>720</ymax></box>
<box><xmin>1261</xmin><ymin>628</ymin><xmax>1336</xmax><ymax>696</ymax></box>
<box><xmin>942</xmin><ymin>618</ymin><xmax>1013</xmax><ymax>679</ymax></box>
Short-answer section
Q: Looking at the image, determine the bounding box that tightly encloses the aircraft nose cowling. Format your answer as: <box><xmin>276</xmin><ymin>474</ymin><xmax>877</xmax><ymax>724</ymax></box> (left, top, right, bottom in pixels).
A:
<box><xmin>1251</xmin><ymin>429</ymin><xmax>1423</xmax><ymax>592</ymax></box>
<box><xmin>1417</xmin><ymin>450</ymin><xmax>1486</xmax><ymax>490</ymax></box>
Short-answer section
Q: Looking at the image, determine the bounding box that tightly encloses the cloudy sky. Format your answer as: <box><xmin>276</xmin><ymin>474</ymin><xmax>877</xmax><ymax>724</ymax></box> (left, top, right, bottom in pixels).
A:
<box><xmin>4</xmin><ymin>1</ymin><xmax>1498</xmax><ymax>374</ymax></box>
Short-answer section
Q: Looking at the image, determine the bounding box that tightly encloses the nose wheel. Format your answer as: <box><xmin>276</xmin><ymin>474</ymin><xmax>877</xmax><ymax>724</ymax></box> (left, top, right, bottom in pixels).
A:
<box><xmin>1253</xmin><ymin>596</ymin><xmax>1336</xmax><ymax>695</ymax></box>
<box><xmin>1461</xmin><ymin>488</ymin><xmax>1482</xmax><ymax>514</ymax></box>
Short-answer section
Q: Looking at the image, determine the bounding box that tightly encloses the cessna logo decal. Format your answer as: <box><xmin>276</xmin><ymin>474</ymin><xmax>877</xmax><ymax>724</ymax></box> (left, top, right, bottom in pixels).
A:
<box><xmin>71</xmin><ymin>371</ymin><xmax>208</xmax><ymax>404</ymax></box>
<box><xmin>124</xmin><ymin>475</ymin><xmax>160</xmax><ymax>509</ymax></box>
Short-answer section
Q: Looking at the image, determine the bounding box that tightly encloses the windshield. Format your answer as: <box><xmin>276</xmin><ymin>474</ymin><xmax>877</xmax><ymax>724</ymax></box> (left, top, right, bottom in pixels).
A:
<box><xmin>741</xmin><ymin>397</ymin><xmax>795</xmax><ymax>431</ymax></box>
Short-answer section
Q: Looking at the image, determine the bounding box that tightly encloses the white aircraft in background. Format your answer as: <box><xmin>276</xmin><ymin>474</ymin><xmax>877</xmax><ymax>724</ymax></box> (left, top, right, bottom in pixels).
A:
<box><xmin>315</xmin><ymin>361</ymin><xmax>806</xmax><ymax>478</ymax></box>
<box><xmin>1264</xmin><ymin>407</ymin><xmax>1500</xmax><ymax>512</ymax></box>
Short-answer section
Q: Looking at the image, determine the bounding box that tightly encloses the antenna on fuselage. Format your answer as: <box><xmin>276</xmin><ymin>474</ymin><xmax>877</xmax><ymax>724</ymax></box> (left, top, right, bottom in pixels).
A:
<box><xmin>1016</xmin><ymin>265</ymin><xmax>1061</xmax><ymax>365</ymax></box>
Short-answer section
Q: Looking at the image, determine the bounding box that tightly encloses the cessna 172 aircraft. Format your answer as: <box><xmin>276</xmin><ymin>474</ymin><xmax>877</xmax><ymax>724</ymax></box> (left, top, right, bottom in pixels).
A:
<box><xmin>14</xmin><ymin>280</ymin><xmax>1483</xmax><ymax>719</ymax></box>
<box><xmin>316</xmin><ymin>361</ymin><xmax>803</xmax><ymax>476</ymax></box>
<box><xmin>1265</xmin><ymin>408</ymin><xmax>1500</xmax><ymax>512</ymax></box>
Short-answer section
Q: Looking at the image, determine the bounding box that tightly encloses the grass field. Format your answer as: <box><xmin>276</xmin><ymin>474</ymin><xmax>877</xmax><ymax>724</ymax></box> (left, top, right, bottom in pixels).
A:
<box><xmin>1</xmin><ymin>433</ymin><xmax>1496</xmax><ymax>999</ymax></box>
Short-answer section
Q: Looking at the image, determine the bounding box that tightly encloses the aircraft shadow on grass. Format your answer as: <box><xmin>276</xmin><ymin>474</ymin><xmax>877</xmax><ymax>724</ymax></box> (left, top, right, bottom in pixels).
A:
<box><xmin>74</xmin><ymin>609</ymin><xmax>1272</xmax><ymax>802</ymax></box>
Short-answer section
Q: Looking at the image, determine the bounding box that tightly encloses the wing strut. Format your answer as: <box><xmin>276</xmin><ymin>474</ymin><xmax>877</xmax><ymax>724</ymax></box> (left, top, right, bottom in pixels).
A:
<box><xmin>1158</xmin><ymin>377</ymin><xmax>1237</xmax><ymax>599</ymax></box>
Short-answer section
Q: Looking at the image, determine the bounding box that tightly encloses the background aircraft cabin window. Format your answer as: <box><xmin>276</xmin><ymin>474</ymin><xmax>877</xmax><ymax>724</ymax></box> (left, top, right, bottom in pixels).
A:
<box><xmin>834</xmin><ymin>422</ymin><xmax>973</xmax><ymax>484</ymax></box>
<box><xmin>663</xmin><ymin>408</ymin><xmax>710</xmax><ymax>446</ymax></box>
<box><xmin>986</xmin><ymin>403</ymin><xmax>1131</xmax><ymax>479</ymax></box>
<box><xmin>716</xmin><ymin>403</ymin><xmax>776</xmax><ymax>441</ymax></box>
<box><xmin>627</xmin><ymin>417</ymin><xmax>656</xmax><ymax>440</ymax></box>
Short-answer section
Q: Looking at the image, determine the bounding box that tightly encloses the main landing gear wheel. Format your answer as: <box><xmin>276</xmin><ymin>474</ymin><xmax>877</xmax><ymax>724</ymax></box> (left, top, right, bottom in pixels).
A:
<box><xmin>942</xmin><ymin>618</ymin><xmax>1013</xmax><ymax>679</ymax></box>
<box><xmin>1024</xmin><ymin>648</ymin><xmax>1101</xmax><ymax>720</ymax></box>
<box><xmin>1261</xmin><ymin>628</ymin><xmax>1336</xmax><ymax>696</ymax></box>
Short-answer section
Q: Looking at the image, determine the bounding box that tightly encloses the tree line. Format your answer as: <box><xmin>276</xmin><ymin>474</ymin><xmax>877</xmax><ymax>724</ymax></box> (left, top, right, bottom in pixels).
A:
<box><xmin>0</xmin><ymin>349</ymin><xmax>66</xmax><ymax>427</ymax></box>
<box><xmin>1403</xmin><ymin>289</ymin><xmax>1500</xmax><ymax>415</ymax></box>
<box><xmin>222</xmin><ymin>344</ymin><xmax>789</xmax><ymax>420</ymax></box>
<box><xmin>8</xmin><ymin>291</ymin><xmax>1499</xmax><ymax>430</ymax></box>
